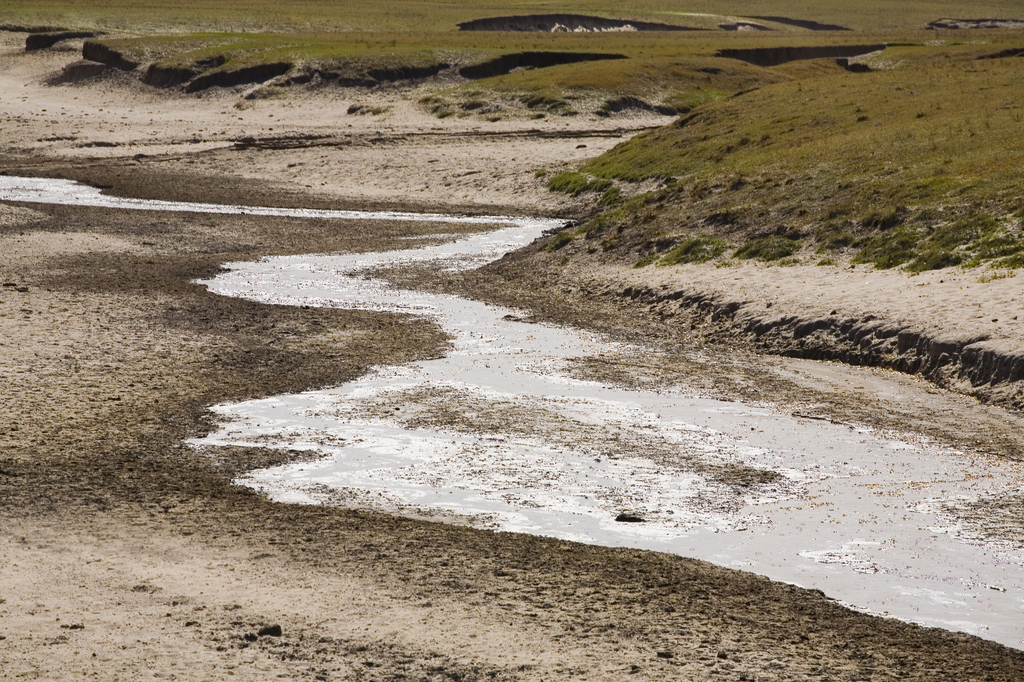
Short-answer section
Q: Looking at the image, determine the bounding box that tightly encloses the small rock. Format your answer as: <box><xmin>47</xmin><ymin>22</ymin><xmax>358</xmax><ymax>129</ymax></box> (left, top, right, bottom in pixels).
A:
<box><xmin>615</xmin><ymin>513</ymin><xmax>644</xmax><ymax>523</ymax></box>
<box><xmin>15</xmin><ymin>286</ymin><xmax>28</xmax><ymax>293</ymax></box>
<box><xmin>244</xmin><ymin>633</ymin><xmax>258</xmax><ymax>642</ymax></box>
<box><xmin>656</xmin><ymin>651</ymin><xmax>674</xmax><ymax>659</ymax></box>
<box><xmin>258</xmin><ymin>624</ymin><xmax>283</xmax><ymax>637</ymax></box>
<box><xmin>717</xmin><ymin>651</ymin><xmax>728</xmax><ymax>659</ymax></box>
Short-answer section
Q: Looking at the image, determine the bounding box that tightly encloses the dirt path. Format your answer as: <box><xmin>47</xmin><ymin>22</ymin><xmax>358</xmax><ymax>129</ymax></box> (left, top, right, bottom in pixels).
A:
<box><xmin>2</xmin><ymin>32</ymin><xmax>1024</xmax><ymax>680</ymax></box>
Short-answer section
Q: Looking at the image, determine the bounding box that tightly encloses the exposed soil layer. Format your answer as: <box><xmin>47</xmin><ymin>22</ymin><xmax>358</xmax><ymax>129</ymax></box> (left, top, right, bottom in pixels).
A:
<box><xmin>928</xmin><ymin>18</ymin><xmax>1024</xmax><ymax>30</ymax></box>
<box><xmin>185</xmin><ymin>61</ymin><xmax>292</xmax><ymax>92</ymax></box>
<box><xmin>978</xmin><ymin>47</ymin><xmax>1024</xmax><ymax>59</ymax></box>
<box><xmin>747</xmin><ymin>16</ymin><xmax>852</xmax><ymax>31</ymax></box>
<box><xmin>50</xmin><ymin>58</ymin><xmax>110</xmax><ymax>83</ymax></box>
<box><xmin>458</xmin><ymin>14</ymin><xmax>698</xmax><ymax>32</ymax></box>
<box><xmin>716</xmin><ymin>44</ymin><xmax>885</xmax><ymax>67</ymax></box>
<box><xmin>82</xmin><ymin>39</ymin><xmax>138</xmax><ymax>70</ymax></box>
<box><xmin>24</xmin><ymin>30</ymin><xmax>96</xmax><ymax>51</ymax></box>
<box><xmin>459</xmin><ymin>51</ymin><xmax>627</xmax><ymax>79</ymax></box>
<box><xmin>476</xmin><ymin>225</ymin><xmax>1024</xmax><ymax>426</ymax></box>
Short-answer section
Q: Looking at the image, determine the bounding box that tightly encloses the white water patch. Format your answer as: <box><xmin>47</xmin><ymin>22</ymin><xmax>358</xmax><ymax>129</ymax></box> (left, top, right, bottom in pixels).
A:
<box><xmin>5</xmin><ymin>176</ymin><xmax>1023</xmax><ymax>648</ymax></box>
<box><xmin>0</xmin><ymin>175</ymin><xmax>550</xmax><ymax>228</ymax></box>
<box><xmin>191</xmin><ymin>227</ymin><xmax>1024</xmax><ymax>649</ymax></box>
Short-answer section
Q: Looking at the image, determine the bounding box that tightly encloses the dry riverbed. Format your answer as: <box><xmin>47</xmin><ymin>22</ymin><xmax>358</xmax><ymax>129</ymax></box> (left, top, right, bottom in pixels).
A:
<box><xmin>2</xmin><ymin>31</ymin><xmax>1024</xmax><ymax>680</ymax></box>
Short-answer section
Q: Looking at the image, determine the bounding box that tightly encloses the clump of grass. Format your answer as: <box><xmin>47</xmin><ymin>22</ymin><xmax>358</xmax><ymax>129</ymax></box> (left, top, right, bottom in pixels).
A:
<box><xmin>599</xmin><ymin>186</ymin><xmax>623</xmax><ymax>207</ymax></box>
<box><xmin>735</xmin><ymin>235</ymin><xmax>801</xmax><ymax>262</ymax></box>
<box><xmin>815</xmin><ymin>226</ymin><xmax>858</xmax><ymax>252</ymax></box>
<box><xmin>659</xmin><ymin>235</ymin><xmax>730</xmax><ymax>265</ymax></box>
<box><xmin>854</xmin><ymin>226</ymin><xmax>919</xmax><ymax>269</ymax></box>
<box><xmin>817</xmin><ymin>256</ymin><xmax>838</xmax><ymax>266</ymax></box>
<box><xmin>420</xmin><ymin>95</ymin><xmax>454</xmax><ymax>118</ymax></box>
<box><xmin>633</xmin><ymin>254</ymin><xmax>657</xmax><ymax>268</ymax></box>
<box><xmin>546</xmin><ymin>231</ymin><xmax>574</xmax><ymax>252</ymax></box>
<box><xmin>522</xmin><ymin>92</ymin><xmax>572</xmax><ymax>113</ymax></box>
<box><xmin>547</xmin><ymin>171</ymin><xmax>612</xmax><ymax>196</ymax></box>
<box><xmin>852</xmin><ymin>216</ymin><xmax>1024</xmax><ymax>272</ymax></box>
<box><xmin>977</xmin><ymin>269</ymin><xmax>1016</xmax><ymax>283</ymax></box>
<box><xmin>534</xmin><ymin>168</ymin><xmax>547</xmax><ymax>178</ymax></box>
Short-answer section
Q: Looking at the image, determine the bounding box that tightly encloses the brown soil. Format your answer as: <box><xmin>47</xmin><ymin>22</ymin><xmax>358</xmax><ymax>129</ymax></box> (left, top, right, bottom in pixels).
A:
<box><xmin>2</xmin><ymin>32</ymin><xmax>1024</xmax><ymax>681</ymax></box>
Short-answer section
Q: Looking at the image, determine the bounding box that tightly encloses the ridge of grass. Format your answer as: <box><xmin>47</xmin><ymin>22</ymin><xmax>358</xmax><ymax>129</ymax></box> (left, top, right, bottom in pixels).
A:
<box><xmin>570</xmin><ymin>38</ymin><xmax>1024</xmax><ymax>272</ymax></box>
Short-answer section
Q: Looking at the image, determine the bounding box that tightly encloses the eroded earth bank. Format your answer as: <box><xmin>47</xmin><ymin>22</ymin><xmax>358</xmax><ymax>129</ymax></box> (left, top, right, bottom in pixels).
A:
<box><xmin>2</xmin><ymin>31</ymin><xmax>1024</xmax><ymax>681</ymax></box>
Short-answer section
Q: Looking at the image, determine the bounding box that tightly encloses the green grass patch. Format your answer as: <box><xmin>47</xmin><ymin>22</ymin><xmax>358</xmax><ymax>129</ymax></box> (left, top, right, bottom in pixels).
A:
<box><xmin>659</xmin><ymin>235</ymin><xmax>730</xmax><ymax>265</ymax></box>
<box><xmin>599</xmin><ymin>186</ymin><xmax>623</xmax><ymax>207</ymax></box>
<box><xmin>852</xmin><ymin>227</ymin><xmax>919</xmax><ymax>269</ymax></box>
<box><xmin>735</xmin><ymin>236</ymin><xmax>802</xmax><ymax>261</ymax></box>
<box><xmin>546</xmin><ymin>231</ymin><xmax>575</xmax><ymax>251</ymax></box>
<box><xmin>566</xmin><ymin>38</ymin><xmax>1024</xmax><ymax>272</ymax></box>
<box><xmin>547</xmin><ymin>171</ymin><xmax>612</xmax><ymax>196</ymax></box>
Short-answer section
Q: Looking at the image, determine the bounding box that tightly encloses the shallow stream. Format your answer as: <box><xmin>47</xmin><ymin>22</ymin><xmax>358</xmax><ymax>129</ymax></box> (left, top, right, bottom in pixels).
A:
<box><xmin>3</xmin><ymin>175</ymin><xmax>1023</xmax><ymax>649</ymax></box>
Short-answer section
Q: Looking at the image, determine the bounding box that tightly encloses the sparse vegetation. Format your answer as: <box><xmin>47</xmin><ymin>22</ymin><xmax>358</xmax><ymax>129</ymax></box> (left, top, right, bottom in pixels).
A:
<box><xmin>546</xmin><ymin>231</ymin><xmax>575</xmax><ymax>251</ymax></box>
<box><xmin>547</xmin><ymin>171</ymin><xmax>612</xmax><ymax>196</ymax></box>
<box><xmin>659</xmin><ymin>235</ymin><xmax>730</xmax><ymax>265</ymax></box>
<box><xmin>559</xmin><ymin>37</ymin><xmax>1024</xmax><ymax>273</ymax></box>
<box><xmin>735</xmin><ymin>236</ymin><xmax>802</xmax><ymax>262</ymax></box>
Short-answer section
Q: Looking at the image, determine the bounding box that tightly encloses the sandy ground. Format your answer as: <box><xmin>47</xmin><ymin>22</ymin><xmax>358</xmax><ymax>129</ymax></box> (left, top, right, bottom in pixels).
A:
<box><xmin>3</xmin><ymin>31</ymin><xmax>1024</xmax><ymax>681</ymax></box>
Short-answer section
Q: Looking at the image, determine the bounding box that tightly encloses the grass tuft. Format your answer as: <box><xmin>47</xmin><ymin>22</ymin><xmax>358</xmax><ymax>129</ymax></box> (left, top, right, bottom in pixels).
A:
<box><xmin>659</xmin><ymin>235</ymin><xmax>730</xmax><ymax>265</ymax></box>
<box><xmin>735</xmin><ymin>236</ymin><xmax>801</xmax><ymax>262</ymax></box>
<box><xmin>547</xmin><ymin>171</ymin><xmax>612</xmax><ymax>196</ymax></box>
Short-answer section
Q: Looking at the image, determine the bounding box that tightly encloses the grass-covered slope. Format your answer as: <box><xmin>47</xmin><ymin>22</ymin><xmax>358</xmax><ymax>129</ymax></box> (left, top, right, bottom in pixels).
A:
<box><xmin>554</xmin><ymin>40</ymin><xmax>1024</xmax><ymax>273</ymax></box>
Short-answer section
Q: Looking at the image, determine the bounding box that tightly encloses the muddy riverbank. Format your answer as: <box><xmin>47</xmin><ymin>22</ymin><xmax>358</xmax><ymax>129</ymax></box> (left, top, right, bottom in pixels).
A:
<box><xmin>2</xmin><ymin>33</ymin><xmax>1024</xmax><ymax>679</ymax></box>
<box><xmin>3</xmin><ymin>179</ymin><xmax>1024</xmax><ymax>681</ymax></box>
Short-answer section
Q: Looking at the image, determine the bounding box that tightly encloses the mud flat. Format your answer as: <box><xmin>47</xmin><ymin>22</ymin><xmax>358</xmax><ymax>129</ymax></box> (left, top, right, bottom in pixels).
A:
<box><xmin>2</xmin><ymin>29</ymin><xmax>1024</xmax><ymax>681</ymax></box>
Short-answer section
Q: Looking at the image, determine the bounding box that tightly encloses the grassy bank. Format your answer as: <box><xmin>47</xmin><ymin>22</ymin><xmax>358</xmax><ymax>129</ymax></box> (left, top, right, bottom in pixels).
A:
<box><xmin>6</xmin><ymin>1</ymin><xmax>1024</xmax><ymax>263</ymax></box>
<box><xmin>550</xmin><ymin>38</ymin><xmax>1024</xmax><ymax>273</ymax></box>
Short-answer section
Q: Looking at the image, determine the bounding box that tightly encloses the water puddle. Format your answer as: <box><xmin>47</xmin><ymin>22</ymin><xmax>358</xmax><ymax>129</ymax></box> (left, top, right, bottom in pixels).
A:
<box><xmin>4</xmin><ymin>176</ymin><xmax>1023</xmax><ymax>649</ymax></box>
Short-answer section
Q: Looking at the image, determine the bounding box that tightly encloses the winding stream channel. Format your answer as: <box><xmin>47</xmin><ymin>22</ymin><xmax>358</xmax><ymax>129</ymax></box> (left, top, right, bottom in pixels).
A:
<box><xmin>4</xmin><ymin>175</ymin><xmax>1023</xmax><ymax>649</ymax></box>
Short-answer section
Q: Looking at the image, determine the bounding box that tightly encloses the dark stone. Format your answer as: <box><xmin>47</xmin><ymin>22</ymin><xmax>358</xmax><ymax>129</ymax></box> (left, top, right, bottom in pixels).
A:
<box><xmin>615</xmin><ymin>513</ymin><xmax>644</xmax><ymax>523</ymax></box>
<box><xmin>258</xmin><ymin>624</ymin><xmax>283</xmax><ymax>637</ymax></box>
